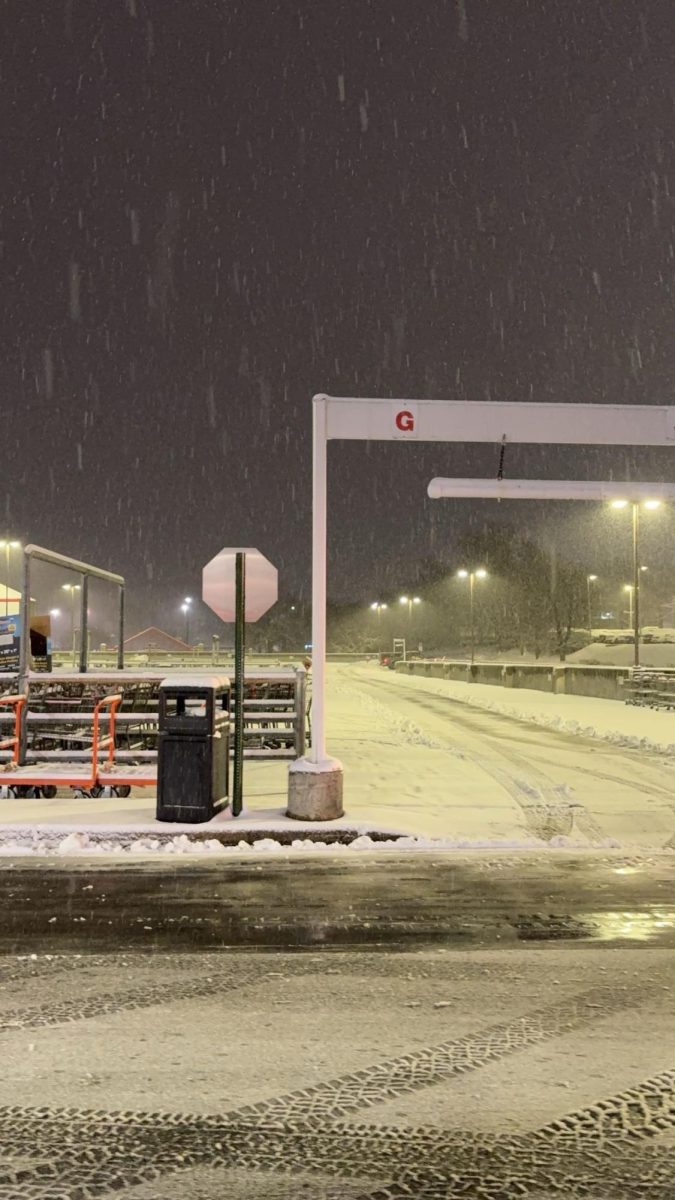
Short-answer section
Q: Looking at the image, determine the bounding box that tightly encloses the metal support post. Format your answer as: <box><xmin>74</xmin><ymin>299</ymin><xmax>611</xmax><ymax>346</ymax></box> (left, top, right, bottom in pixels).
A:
<box><xmin>232</xmin><ymin>551</ymin><xmax>245</xmax><ymax>816</ymax></box>
<box><xmin>17</xmin><ymin>550</ymin><xmax>31</xmax><ymax>764</ymax></box>
<box><xmin>286</xmin><ymin>395</ymin><xmax>344</xmax><ymax>820</ymax></box>
<box><xmin>295</xmin><ymin>665</ymin><xmax>307</xmax><ymax>758</ymax></box>
<box><xmin>79</xmin><ymin>575</ymin><xmax>89</xmax><ymax>674</ymax></box>
<box><xmin>310</xmin><ymin>395</ymin><xmax>328</xmax><ymax>763</ymax></box>
<box><xmin>117</xmin><ymin>584</ymin><xmax>125</xmax><ymax>670</ymax></box>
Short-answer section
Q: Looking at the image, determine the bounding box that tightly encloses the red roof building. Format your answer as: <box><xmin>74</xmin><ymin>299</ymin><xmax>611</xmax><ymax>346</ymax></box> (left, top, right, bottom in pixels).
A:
<box><xmin>123</xmin><ymin>627</ymin><xmax>192</xmax><ymax>652</ymax></box>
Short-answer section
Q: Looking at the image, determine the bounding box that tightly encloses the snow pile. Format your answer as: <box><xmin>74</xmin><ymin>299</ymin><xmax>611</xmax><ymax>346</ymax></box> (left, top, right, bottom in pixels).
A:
<box><xmin>569</xmin><ymin>641</ymin><xmax>675</xmax><ymax>668</ymax></box>
<box><xmin>0</xmin><ymin>829</ymin><xmax>638</xmax><ymax>857</ymax></box>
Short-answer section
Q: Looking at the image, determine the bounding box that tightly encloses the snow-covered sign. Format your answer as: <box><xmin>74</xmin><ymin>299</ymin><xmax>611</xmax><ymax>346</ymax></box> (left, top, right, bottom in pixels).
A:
<box><xmin>202</xmin><ymin>547</ymin><xmax>277</xmax><ymax>623</ymax></box>
<box><xmin>323</xmin><ymin>396</ymin><xmax>675</xmax><ymax>445</ymax></box>
<box><xmin>306</xmin><ymin>394</ymin><xmax>675</xmax><ymax>771</ymax></box>
<box><xmin>427</xmin><ymin>479</ymin><xmax>675</xmax><ymax>502</ymax></box>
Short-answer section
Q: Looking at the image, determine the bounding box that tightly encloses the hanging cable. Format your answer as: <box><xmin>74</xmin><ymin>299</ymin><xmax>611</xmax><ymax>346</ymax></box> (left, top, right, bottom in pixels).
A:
<box><xmin>497</xmin><ymin>434</ymin><xmax>507</xmax><ymax>481</ymax></box>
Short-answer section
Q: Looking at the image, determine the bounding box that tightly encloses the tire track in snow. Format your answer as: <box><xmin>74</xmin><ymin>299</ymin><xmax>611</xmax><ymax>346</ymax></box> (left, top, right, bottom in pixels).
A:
<box><xmin>348</xmin><ymin>673</ymin><xmax>607</xmax><ymax>844</ymax></box>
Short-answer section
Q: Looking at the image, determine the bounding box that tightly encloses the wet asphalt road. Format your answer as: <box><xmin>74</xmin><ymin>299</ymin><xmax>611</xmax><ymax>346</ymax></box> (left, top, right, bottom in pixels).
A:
<box><xmin>2</xmin><ymin>856</ymin><xmax>675</xmax><ymax>1198</ymax></box>
<box><xmin>2</xmin><ymin>928</ymin><xmax>675</xmax><ymax>1198</ymax></box>
<box><xmin>1</xmin><ymin>852</ymin><xmax>674</xmax><ymax>952</ymax></box>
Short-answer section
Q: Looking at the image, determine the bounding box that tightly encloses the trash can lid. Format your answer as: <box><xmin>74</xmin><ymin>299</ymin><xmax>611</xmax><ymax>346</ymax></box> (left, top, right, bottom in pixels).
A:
<box><xmin>160</xmin><ymin>674</ymin><xmax>231</xmax><ymax>691</ymax></box>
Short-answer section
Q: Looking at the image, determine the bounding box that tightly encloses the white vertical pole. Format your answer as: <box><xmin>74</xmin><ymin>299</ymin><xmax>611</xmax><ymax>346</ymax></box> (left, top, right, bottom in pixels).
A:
<box><xmin>310</xmin><ymin>394</ymin><xmax>328</xmax><ymax>763</ymax></box>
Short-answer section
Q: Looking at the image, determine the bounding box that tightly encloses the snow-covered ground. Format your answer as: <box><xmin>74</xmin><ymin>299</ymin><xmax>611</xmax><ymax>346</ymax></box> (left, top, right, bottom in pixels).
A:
<box><xmin>438</xmin><ymin>640</ymin><xmax>675</xmax><ymax>666</ymax></box>
<box><xmin>390</xmin><ymin>666</ymin><xmax>675</xmax><ymax>752</ymax></box>
<box><xmin>569</xmin><ymin>641</ymin><xmax>675</xmax><ymax>667</ymax></box>
<box><xmin>324</xmin><ymin>663</ymin><xmax>675</xmax><ymax>851</ymax></box>
<box><xmin>2</xmin><ymin>661</ymin><xmax>675</xmax><ymax>855</ymax></box>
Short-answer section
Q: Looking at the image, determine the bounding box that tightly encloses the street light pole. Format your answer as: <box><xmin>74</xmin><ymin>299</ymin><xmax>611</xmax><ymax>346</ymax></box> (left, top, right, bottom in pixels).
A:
<box><xmin>611</xmin><ymin>498</ymin><xmax>662</xmax><ymax>670</ymax></box>
<box><xmin>469</xmin><ymin>574</ymin><xmax>476</xmax><ymax>666</ymax></box>
<box><xmin>62</xmin><ymin>583</ymin><xmax>81</xmax><ymax>666</ymax></box>
<box><xmin>586</xmin><ymin>574</ymin><xmax>598</xmax><ymax>638</ymax></box>
<box><xmin>457</xmin><ymin>569</ymin><xmax>487</xmax><ymax>667</ymax></box>
<box><xmin>370</xmin><ymin>602</ymin><xmax>388</xmax><ymax>651</ymax></box>
<box><xmin>181</xmin><ymin>597</ymin><xmax>193</xmax><ymax>645</ymax></box>
<box><xmin>632</xmin><ymin>502</ymin><xmax>640</xmax><ymax>668</ymax></box>
<box><xmin>399</xmin><ymin>595</ymin><xmax>421</xmax><ymax>628</ymax></box>
<box><xmin>623</xmin><ymin>585</ymin><xmax>634</xmax><ymax>631</ymax></box>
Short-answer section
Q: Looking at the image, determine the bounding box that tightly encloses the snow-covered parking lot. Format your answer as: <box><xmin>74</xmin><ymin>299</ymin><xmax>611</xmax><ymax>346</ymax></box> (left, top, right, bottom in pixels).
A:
<box><xmin>2</xmin><ymin>662</ymin><xmax>675</xmax><ymax>854</ymax></box>
<box><xmin>314</xmin><ymin>662</ymin><xmax>675</xmax><ymax>851</ymax></box>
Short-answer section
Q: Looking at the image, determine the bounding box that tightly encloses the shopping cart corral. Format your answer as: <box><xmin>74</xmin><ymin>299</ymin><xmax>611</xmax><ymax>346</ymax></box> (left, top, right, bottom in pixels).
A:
<box><xmin>0</xmin><ymin>667</ymin><xmax>307</xmax><ymax>798</ymax></box>
<box><xmin>624</xmin><ymin>667</ymin><xmax>675</xmax><ymax>709</ymax></box>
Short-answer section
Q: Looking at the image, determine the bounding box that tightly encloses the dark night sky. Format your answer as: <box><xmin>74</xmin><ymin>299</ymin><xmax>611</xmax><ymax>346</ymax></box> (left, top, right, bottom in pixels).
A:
<box><xmin>3</xmin><ymin>1</ymin><xmax>675</xmax><ymax>630</ymax></box>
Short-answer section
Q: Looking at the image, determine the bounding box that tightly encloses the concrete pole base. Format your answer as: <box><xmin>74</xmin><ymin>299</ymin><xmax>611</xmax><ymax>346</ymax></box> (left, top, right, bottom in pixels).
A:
<box><xmin>287</xmin><ymin>757</ymin><xmax>344</xmax><ymax>821</ymax></box>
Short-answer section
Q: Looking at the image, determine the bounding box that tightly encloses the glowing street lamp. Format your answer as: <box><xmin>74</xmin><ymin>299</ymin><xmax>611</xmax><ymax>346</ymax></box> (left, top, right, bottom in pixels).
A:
<box><xmin>586</xmin><ymin>574</ymin><xmax>598</xmax><ymax>637</ymax></box>
<box><xmin>457</xmin><ymin>569</ymin><xmax>488</xmax><ymax>666</ymax></box>
<box><xmin>62</xmin><ymin>583</ymin><xmax>81</xmax><ymax>665</ymax></box>
<box><xmin>48</xmin><ymin>608</ymin><xmax>62</xmax><ymax>652</ymax></box>
<box><xmin>610</xmin><ymin>498</ymin><xmax>662</xmax><ymax>666</ymax></box>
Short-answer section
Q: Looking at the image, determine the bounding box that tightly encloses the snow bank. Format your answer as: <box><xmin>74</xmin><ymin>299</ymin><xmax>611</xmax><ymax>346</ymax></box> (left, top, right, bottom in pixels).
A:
<box><xmin>0</xmin><ymin>828</ymin><xmax>637</xmax><ymax>858</ymax></box>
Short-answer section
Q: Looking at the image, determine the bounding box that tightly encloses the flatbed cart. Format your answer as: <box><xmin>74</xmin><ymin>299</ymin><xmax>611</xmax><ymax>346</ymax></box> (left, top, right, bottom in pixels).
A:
<box><xmin>0</xmin><ymin>694</ymin><xmax>156</xmax><ymax>799</ymax></box>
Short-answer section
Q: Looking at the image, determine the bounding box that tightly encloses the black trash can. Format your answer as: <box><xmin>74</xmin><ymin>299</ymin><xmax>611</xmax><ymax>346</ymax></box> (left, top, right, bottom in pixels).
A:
<box><xmin>156</xmin><ymin>675</ymin><xmax>230</xmax><ymax>823</ymax></box>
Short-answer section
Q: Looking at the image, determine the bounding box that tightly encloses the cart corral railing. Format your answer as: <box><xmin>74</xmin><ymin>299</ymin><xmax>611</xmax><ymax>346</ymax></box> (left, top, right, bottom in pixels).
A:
<box><xmin>395</xmin><ymin>658</ymin><xmax>633</xmax><ymax>702</ymax></box>
<box><xmin>623</xmin><ymin>667</ymin><xmax>675</xmax><ymax>709</ymax></box>
<box><xmin>51</xmin><ymin>650</ymin><xmax>363</xmax><ymax>668</ymax></box>
<box><xmin>0</xmin><ymin>667</ymin><xmax>307</xmax><ymax>767</ymax></box>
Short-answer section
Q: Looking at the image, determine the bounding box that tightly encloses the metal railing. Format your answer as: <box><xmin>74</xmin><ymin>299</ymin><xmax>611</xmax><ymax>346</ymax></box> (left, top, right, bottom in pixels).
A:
<box><xmin>0</xmin><ymin>694</ymin><xmax>25</xmax><ymax>767</ymax></box>
<box><xmin>19</xmin><ymin>544</ymin><xmax>125</xmax><ymax>691</ymax></box>
<box><xmin>0</xmin><ymin>668</ymin><xmax>308</xmax><ymax>773</ymax></box>
<box><xmin>91</xmin><ymin>694</ymin><xmax>122</xmax><ymax>772</ymax></box>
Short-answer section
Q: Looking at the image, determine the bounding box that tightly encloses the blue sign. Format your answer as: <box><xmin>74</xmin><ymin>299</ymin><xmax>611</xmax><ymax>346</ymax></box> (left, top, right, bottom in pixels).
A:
<box><xmin>0</xmin><ymin>615</ymin><xmax>20</xmax><ymax>670</ymax></box>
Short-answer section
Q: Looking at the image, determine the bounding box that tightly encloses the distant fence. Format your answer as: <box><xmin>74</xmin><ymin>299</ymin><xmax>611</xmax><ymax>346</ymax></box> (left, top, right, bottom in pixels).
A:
<box><xmin>395</xmin><ymin>659</ymin><xmax>631</xmax><ymax>702</ymax></box>
<box><xmin>51</xmin><ymin>650</ymin><xmax>366</xmax><ymax>669</ymax></box>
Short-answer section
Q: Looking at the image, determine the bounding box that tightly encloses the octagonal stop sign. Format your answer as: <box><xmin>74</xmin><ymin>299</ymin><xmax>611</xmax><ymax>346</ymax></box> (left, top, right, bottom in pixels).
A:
<box><xmin>202</xmin><ymin>547</ymin><xmax>278</xmax><ymax>623</ymax></box>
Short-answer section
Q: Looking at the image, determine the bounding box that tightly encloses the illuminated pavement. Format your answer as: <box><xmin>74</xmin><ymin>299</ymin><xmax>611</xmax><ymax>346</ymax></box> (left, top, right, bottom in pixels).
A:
<box><xmin>0</xmin><ymin>851</ymin><xmax>673</xmax><ymax>952</ymax></box>
<box><xmin>1</xmin><ymin>853</ymin><xmax>675</xmax><ymax>1197</ymax></box>
<box><xmin>0</xmin><ymin>941</ymin><xmax>674</xmax><ymax>1198</ymax></box>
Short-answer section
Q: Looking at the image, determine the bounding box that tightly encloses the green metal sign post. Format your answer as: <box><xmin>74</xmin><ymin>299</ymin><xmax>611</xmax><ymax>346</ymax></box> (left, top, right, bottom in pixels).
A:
<box><xmin>202</xmin><ymin>544</ymin><xmax>278</xmax><ymax>817</ymax></box>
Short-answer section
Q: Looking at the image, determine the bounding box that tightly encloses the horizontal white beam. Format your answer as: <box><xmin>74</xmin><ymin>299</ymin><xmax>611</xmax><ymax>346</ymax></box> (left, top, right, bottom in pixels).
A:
<box><xmin>319</xmin><ymin>395</ymin><xmax>675</xmax><ymax>446</ymax></box>
<box><xmin>427</xmin><ymin>478</ymin><xmax>675</xmax><ymax>501</ymax></box>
